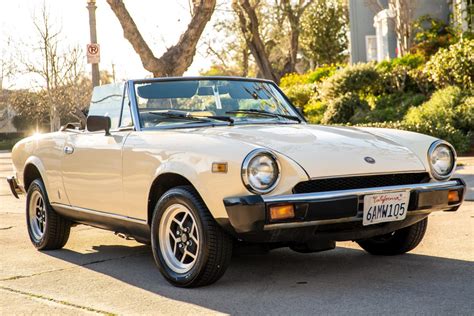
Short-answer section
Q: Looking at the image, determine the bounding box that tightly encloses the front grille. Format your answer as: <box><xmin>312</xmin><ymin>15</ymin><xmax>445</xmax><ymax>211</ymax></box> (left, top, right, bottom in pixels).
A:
<box><xmin>293</xmin><ymin>172</ymin><xmax>430</xmax><ymax>194</ymax></box>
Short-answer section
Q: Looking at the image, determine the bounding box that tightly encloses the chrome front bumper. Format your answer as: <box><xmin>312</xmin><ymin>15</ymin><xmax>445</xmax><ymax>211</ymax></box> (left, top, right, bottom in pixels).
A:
<box><xmin>262</xmin><ymin>179</ymin><xmax>465</xmax><ymax>230</ymax></box>
<box><xmin>223</xmin><ymin>179</ymin><xmax>466</xmax><ymax>237</ymax></box>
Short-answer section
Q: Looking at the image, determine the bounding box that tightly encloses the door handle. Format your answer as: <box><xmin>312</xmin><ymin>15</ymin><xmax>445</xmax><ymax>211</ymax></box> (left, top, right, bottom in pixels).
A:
<box><xmin>64</xmin><ymin>146</ymin><xmax>74</xmax><ymax>155</ymax></box>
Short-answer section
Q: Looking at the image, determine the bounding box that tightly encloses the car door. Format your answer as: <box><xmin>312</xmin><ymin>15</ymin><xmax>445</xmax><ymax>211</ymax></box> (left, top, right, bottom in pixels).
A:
<box><xmin>61</xmin><ymin>83</ymin><xmax>133</xmax><ymax>216</ymax></box>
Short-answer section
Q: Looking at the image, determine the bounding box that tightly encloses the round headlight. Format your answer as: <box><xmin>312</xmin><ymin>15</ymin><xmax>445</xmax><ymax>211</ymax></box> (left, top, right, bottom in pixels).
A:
<box><xmin>428</xmin><ymin>141</ymin><xmax>456</xmax><ymax>180</ymax></box>
<box><xmin>242</xmin><ymin>149</ymin><xmax>280</xmax><ymax>194</ymax></box>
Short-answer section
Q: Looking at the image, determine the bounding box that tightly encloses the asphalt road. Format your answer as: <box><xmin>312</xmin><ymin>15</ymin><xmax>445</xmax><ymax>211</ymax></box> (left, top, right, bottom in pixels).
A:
<box><xmin>0</xmin><ymin>151</ymin><xmax>473</xmax><ymax>315</ymax></box>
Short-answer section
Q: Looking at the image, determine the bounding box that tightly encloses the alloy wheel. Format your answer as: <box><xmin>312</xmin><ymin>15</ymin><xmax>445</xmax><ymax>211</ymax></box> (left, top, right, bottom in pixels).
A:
<box><xmin>28</xmin><ymin>190</ymin><xmax>46</xmax><ymax>241</ymax></box>
<box><xmin>159</xmin><ymin>203</ymin><xmax>200</xmax><ymax>274</ymax></box>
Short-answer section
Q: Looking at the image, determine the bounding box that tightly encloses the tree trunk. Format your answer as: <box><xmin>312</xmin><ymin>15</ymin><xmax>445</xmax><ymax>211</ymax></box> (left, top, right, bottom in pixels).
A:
<box><xmin>107</xmin><ymin>0</ymin><xmax>216</xmax><ymax>77</ymax></box>
<box><xmin>241</xmin><ymin>48</ymin><xmax>249</xmax><ymax>77</ymax></box>
<box><xmin>232</xmin><ymin>0</ymin><xmax>278</xmax><ymax>82</ymax></box>
<box><xmin>281</xmin><ymin>0</ymin><xmax>299</xmax><ymax>73</ymax></box>
<box><xmin>389</xmin><ymin>0</ymin><xmax>415</xmax><ymax>57</ymax></box>
<box><xmin>280</xmin><ymin>0</ymin><xmax>314</xmax><ymax>73</ymax></box>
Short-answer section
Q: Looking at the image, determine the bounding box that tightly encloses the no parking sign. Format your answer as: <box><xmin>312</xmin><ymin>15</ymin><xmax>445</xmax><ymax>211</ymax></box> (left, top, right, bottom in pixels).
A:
<box><xmin>87</xmin><ymin>43</ymin><xmax>100</xmax><ymax>64</ymax></box>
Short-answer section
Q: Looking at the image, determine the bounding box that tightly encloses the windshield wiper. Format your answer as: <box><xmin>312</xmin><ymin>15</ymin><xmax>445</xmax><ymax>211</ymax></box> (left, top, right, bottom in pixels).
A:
<box><xmin>149</xmin><ymin>110</ymin><xmax>212</xmax><ymax>122</ymax></box>
<box><xmin>204</xmin><ymin>115</ymin><xmax>235</xmax><ymax>125</ymax></box>
<box><xmin>225</xmin><ymin>109</ymin><xmax>301</xmax><ymax>123</ymax></box>
<box><xmin>149</xmin><ymin>110</ymin><xmax>234</xmax><ymax>125</ymax></box>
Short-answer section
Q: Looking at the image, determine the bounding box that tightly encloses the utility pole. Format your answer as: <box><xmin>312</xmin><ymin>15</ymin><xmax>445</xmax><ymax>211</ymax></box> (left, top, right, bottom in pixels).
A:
<box><xmin>87</xmin><ymin>0</ymin><xmax>100</xmax><ymax>87</ymax></box>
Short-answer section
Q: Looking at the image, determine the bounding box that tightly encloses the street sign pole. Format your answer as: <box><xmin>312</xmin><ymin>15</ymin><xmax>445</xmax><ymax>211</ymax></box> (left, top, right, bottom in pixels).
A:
<box><xmin>87</xmin><ymin>0</ymin><xmax>100</xmax><ymax>87</ymax></box>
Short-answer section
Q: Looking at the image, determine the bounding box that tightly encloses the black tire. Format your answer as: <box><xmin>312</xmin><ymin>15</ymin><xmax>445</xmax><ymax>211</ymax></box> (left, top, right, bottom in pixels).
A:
<box><xmin>151</xmin><ymin>186</ymin><xmax>233</xmax><ymax>287</ymax></box>
<box><xmin>26</xmin><ymin>179</ymin><xmax>71</xmax><ymax>250</ymax></box>
<box><xmin>357</xmin><ymin>218</ymin><xmax>428</xmax><ymax>255</ymax></box>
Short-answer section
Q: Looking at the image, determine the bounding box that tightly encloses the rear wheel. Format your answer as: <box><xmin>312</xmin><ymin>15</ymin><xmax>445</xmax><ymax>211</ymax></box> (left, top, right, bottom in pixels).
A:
<box><xmin>26</xmin><ymin>179</ymin><xmax>71</xmax><ymax>250</ymax></box>
<box><xmin>151</xmin><ymin>186</ymin><xmax>232</xmax><ymax>287</ymax></box>
<box><xmin>357</xmin><ymin>218</ymin><xmax>428</xmax><ymax>255</ymax></box>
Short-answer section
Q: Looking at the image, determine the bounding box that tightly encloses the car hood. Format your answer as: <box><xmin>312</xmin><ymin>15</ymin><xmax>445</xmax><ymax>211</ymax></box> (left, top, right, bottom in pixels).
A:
<box><xmin>195</xmin><ymin>124</ymin><xmax>426</xmax><ymax>178</ymax></box>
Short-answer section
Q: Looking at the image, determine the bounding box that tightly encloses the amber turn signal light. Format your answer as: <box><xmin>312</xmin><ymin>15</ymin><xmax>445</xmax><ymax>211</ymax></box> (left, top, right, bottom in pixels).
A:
<box><xmin>269</xmin><ymin>204</ymin><xmax>295</xmax><ymax>221</ymax></box>
<box><xmin>448</xmin><ymin>190</ymin><xmax>460</xmax><ymax>203</ymax></box>
<box><xmin>212</xmin><ymin>162</ymin><xmax>228</xmax><ymax>173</ymax></box>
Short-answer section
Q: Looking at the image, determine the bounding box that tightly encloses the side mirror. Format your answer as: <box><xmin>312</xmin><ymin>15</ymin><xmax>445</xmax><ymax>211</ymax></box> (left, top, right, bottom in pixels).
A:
<box><xmin>87</xmin><ymin>115</ymin><xmax>111</xmax><ymax>135</ymax></box>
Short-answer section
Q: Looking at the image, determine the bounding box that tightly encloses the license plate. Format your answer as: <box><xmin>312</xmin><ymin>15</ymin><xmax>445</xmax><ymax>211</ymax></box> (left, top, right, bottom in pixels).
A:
<box><xmin>363</xmin><ymin>191</ymin><xmax>410</xmax><ymax>226</ymax></box>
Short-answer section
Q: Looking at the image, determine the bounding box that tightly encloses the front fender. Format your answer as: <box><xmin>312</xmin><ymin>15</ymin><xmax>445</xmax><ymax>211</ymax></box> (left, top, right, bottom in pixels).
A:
<box><xmin>358</xmin><ymin>127</ymin><xmax>438</xmax><ymax>174</ymax></box>
<box><xmin>122</xmin><ymin>130</ymin><xmax>309</xmax><ymax>222</ymax></box>
<box><xmin>23</xmin><ymin>156</ymin><xmax>48</xmax><ymax>189</ymax></box>
<box><xmin>151</xmin><ymin>150</ymin><xmax>309</xmax><ymax>221</ymax></box>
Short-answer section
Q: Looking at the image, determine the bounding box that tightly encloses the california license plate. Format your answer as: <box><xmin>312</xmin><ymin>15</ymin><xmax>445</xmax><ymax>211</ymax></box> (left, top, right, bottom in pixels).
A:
<box><xmin>363</xmin><ymin>191</ymin><xmax>410</xmax><ymax>226</ymax></box>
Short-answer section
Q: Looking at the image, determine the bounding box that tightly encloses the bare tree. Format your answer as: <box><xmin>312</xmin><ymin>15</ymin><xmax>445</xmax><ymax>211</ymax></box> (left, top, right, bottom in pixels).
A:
<box><xmin>232</xmin><ymin>0</ymin><xmax>278</xmax><ymax>81</ymax></box>
<box><xmin>18</xmin><ymin>4</ymin><xmax>89</xmax><ymax>131</ymax></box>
<box><xmin>231</xmin><ymin>0</ymin><xmax>315</xmax><ymax>81</ymax></box>
<box><xmin>106</xmin><ymin>0</ymin><xmax>216</xmax><ymax>77</ymax></box>
<box><xmin>279</xmin><ymin>0</ymin><xmax>314</xmax><ymax>73</ymax></box>
<box><xmin>0</xmin><ymin>37</ymin><xmax>18</xmax><ymax>91</ymax></box>
<box><xmin>202</xmin><ymin>4</ymin><xmax>254</xmax><ymax>77</ymax></box>
<box><xmin>389</xmin><ymin>0</ymin><xmax>417</xmax><ymax>56</ymax></box>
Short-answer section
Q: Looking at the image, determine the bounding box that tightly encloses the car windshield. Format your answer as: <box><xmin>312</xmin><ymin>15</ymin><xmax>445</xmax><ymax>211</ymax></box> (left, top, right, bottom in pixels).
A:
<box><xmin>133</xmin><ymin>79</ymin><xmax>301</xmax><ymax>129</ymax></box>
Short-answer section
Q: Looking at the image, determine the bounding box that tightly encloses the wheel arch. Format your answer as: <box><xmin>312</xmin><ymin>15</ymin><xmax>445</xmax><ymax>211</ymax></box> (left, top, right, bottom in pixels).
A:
<box><xmin>147</xmin><ymin>172</ymin><xmax>199</xmax><ymax>225</ymax></box>
<box><xmin>23</xmin><ymin>157</ymin><xmax>47</xmax><ymax>192</ymax></box>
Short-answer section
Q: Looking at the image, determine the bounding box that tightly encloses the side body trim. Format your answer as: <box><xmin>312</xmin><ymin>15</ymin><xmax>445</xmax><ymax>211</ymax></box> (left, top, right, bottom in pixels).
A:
<box><xmin>51</xmin><ymin>203</ymin><xmax>150</xmax><ymax>243</ymax></box>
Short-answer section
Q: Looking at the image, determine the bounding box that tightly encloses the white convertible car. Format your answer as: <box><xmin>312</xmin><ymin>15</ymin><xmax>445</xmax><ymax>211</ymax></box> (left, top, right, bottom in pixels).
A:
<box><xmin>7</xmin><ymin>77</ymin><xmax>465</xmax><ymax>287</ymax></box>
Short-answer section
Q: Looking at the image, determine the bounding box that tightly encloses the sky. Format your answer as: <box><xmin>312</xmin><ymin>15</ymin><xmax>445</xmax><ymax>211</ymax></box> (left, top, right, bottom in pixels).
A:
<box><xmin>0</xmin><ymin>0</ymin><xmax>224</xmax><ymax>89</ymax></box>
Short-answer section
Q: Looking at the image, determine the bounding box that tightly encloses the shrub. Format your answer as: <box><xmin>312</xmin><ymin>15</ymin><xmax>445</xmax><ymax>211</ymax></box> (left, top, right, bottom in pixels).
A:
<box><xmin>424</xmin><ymin>39</ymin><xmax>474</xmax><ymax>89</ymax></box>
<box><xmin>322</xmin><ymin>93</ymin><xmax>370</xmax><ymax>124</ymax></box>
<box><xmin>280</xmin><ymin>73</ymin><xmax>309</xmax><ymax>88</ymax></box>
<box><xmin>307</xmin><ymin>65</ymin><xmax>337</xmax><ymax>83</ymax></box>
<box><xmin>403</xmin><ymin>86</ymin><xmax>472</xmax><ymax>153</ymax></box>
<box><xmin>361</xmin><ymin>92</ymin><xmax>426</xmax><ymax>123</ymax></box>
<box><xmin>453</xmin><ymin>95</ymin><xmax>474</xmax><ymax>134</ymax></box>
<box><xmin>405</xmin><ymin>86</ymin><xmax>463</xmax><ymax>126</ymax></box>
<box><xmin>410</xmin><ymin>15</ymin><xmax>456</xmax><ymax>58</ymax></box>
<box><xmin>376</xmin><ymin>54</ymin><xmax>426</xmax><ymax>93</ymax></box>
<box><xmin>280</xmin><ymin>65</ymin><xmax>338</xmax><ymax>88</ymax></box>
<box><xmin>377</xmin><ymin>54</ymin><xmax>425</xmax><ymax>71</ymax></box>
<box><xmin>283</xmin><ymin>83</ymin><xmax>316</xmax><ymax>108</ymax></box>
<box><xmin>407</xmin><ymin>68</ymin><xmax>435</xmax><ymax>95</ymax></box>
<box><xmin>304</xmin><ymin>98</ymin><xmax>327</xmax><ymax>124</ymax></box>
<box><xmin>320</xmin><ymin>63</ymin><xmax>379</xmax><ymax>100</ymax></box>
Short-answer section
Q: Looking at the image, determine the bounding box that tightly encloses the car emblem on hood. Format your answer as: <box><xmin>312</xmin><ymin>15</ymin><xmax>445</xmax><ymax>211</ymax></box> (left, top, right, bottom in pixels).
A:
<box><xmin>364</xmin><ymin>156</ymin><xmax>376</xmax><ymax>164</ymax></box>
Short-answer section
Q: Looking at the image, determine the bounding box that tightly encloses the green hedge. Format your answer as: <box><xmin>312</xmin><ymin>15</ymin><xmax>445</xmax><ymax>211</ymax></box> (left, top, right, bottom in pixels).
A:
<box><xmin>320</xmin><ymin>63</ymin><xmax>379</xmax><ymax>100</ymax></box>
<box><xmin>404</xmin><ymin>86</ymin><xmax>472</xmax><ymax>134</ymax></box>
<box><xmin>283</xmin><ymin>84</ymin><xmax>316</xmax><ymax>108</ymax></box>
<box><xmin>321</xmin><ymin>93</ymin><xmax>369</xmax><ymax>124</ymax></box>
<box><xmin>0</xmin><ymin>133</ymin><xmax>24</xmax><ymax>151</ymax></box>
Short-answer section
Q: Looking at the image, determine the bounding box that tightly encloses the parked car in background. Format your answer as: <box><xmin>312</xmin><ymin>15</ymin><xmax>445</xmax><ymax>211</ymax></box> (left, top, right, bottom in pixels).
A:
<box><xmin>7</xmin><ymin>77</ymin><xmax>465</xmax><ymax>287</ymax></box>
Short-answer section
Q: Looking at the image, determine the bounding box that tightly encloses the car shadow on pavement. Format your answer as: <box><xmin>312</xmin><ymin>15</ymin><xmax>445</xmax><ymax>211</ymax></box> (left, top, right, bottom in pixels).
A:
<box><xmin>44</xmin><ymin>243</ymin><xmax>474</xmax><ymax>314</ymax></box>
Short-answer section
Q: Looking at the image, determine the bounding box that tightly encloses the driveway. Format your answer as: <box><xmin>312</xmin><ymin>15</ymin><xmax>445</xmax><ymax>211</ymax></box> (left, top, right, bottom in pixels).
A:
<box><xmin>1</xmin><ymin>152</ymin><xmax>473</xmax><ymax>315</ymax></box>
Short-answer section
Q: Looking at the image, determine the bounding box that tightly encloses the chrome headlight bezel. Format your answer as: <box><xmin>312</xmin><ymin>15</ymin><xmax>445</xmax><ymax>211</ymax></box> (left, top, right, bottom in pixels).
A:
<box><xmin>241</xmin><ymin>149</ymin><xmax>281</xmax><ymax>194</ymax></box>
<box><xmin>427</xmin><ymin>140</ymin><xmax>457</xmax><ymax>180</ymax></box>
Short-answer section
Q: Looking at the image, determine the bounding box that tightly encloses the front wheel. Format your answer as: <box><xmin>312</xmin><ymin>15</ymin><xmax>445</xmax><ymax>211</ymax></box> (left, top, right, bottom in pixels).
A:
<box><xmin>151</xmin><ymin>186</ymin><xmax>232</xmax><ymax>287</ymax></box>
<box><xmin>357</xmin><ymin>218</ymin><xmax>428</xmax><ymax>255</ymax></box>
<box><xmin>26</xmin><ymin>179</ymin><xmax>71</xmax><ymax>250</ymax></box>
